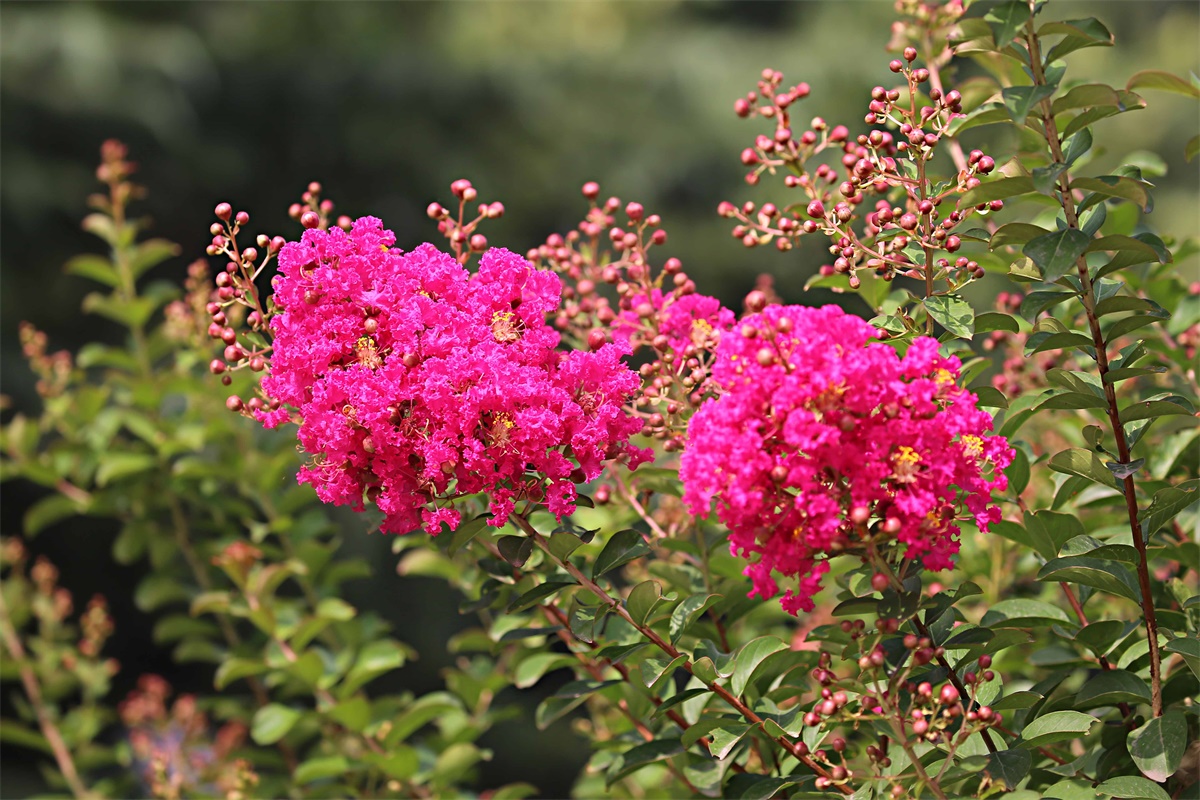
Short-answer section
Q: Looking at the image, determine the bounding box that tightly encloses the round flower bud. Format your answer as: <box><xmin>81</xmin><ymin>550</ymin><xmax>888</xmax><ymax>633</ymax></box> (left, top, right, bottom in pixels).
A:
<box><xmin>300</xmin><ymin>211</ymin><xmax>320</xmax><ymax>229</ymax></box>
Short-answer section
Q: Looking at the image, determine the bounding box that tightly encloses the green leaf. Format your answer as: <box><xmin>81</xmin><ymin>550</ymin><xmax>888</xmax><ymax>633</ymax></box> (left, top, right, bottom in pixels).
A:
<box><xmin>985</xmin><ymin>0</ymin><xmax>1031</xmax><ymax>46</ymax></box>
<box><xmin>535</xmin><ymin>686</ymin><xmax>601</xmax><ymax>730</ymax></box>
<box><xmin>1127</xmin><ymin>710</ymin><xmax>1186</xmax><ymax>782</ymax></box>
<box><xmin>342</xmin><ymin>640</ymin><xmax>409</xmax><ymax>696</ymax></box>
<box><xmin>95</xmin><ymin>453</ymin><xmax>157</xmax><ymax>487</ymax></box>
<box><xmin>1120</xmin><ymin>399</ymin><xmax>1193</xmax><ymax>424</ymax></box>
<box><xmin>981</xmin><ymin>598</ymin><xmax>1072</xmax><ymax>627</ymax></box>
<box><xmin>1074</xmin><ymin>620</ymin><xmax>1135</xmax><ymax>658</ymax></box>
<box><xmin>1048</xmin><ymin>448</ymin><xmax>1119</xmax><ymax>489</ymax></box>
<box><xmin>129</xmin><ymin>239</ymin><xmax>180</xmax><ymax>279</ymax></box>
<box><xmin>605</xmin><ymin>738</ymin><xmax>685</xmax><ymax>787</ymax></box>
<box><xmin>316</xmin><ymin>598</ymin><xmax>356</xmax><ymax>621</ymax></box>
<box><xmin>64</xmin><ymin>255</ymin><xmax>120</xmax><ymax>288</ymax></box>
<box><xmin>1187</xmin><ymin>135</ymin><xmax>1199</xmax><ymax>163</ymax></box>
<box><xmin>975</xmin><ymin>311</ymin><xmax>1020</xmax><ymax>333</ymax></box>
<box><xmin>1073</xmin><ymin>669</ymin><xmax>1151</xmax><ymax>709</ymax></box>
<box><xmin>0</xmin><ymin>720</ymin><xmax>52</xmax><ymax>754</ymax></box>
<box><xmin>497</xmin><ymin>535</ymin><xmax>533</xmax><ymax>568</ymax></box>
<box><xmin>669</xmin><ymin>593</ymin><xmax>721</xmax><ymax>644</ymax></box>
<box><xmin>387</xmin><ymin>694</ymin><xmax>459</xmax><ymax>743</ymax></box>
<box><xmin>1051</xmin><ymin>84</ymin><xmax>1122</xmax><ymax>115</ymax></box>
<box><xmin>730</xmin><ymin>637</ymin><xmax>789</xmax><ymax>696</ymax></box>
<box><xmin>991</xmin><ymin>223</ymin><xmax>1051</xmax><ymax>249</ymax></box>
<box><xmin>447</xmin><ymin>514</ymin><xmax>490</xmax><ymax>555</ymax></box>
<box><xmin>592</xmin><ymin>529</ymin><xmax>650</xmax><ymax>578</ymax></box>
<box><xmin>925</xmin><ymin>295</ymin><xmax>975</xmax><ymax>339</ymax></box>
<box><xmin>1018</xmin><ymin>710</ymin><xmax>1099</xmax><ymax>748</ymax></box>
<box><xmin>514</xmin><ymin>653</ymin><xmax>575</xmax><ymax>689</ymax></box>
<box><xmin>985</xmin><ymin>748</ymin><xmax>1032</xmax><ymax>790</ymax></box>
<box><xmin>723</xmin><ymin>775</ymin><xmax>799</xmax><ymax>800</ymax></box>
<box><xmin>1034</xmin><ymin>391</ymin><xmax>1108</xmax><ymax>412</ymax></box>
<box><xmin>1040</xmin><ymin>18</ymin><xmax>1114</xmax><ymax>61</ymax></box>
<box><xmin>508</xmin><ymin>581</ymin><xmax>574</xmax><ymax>613</ymax></box>
<box><xmin>1023</xmin><ymin>229</ymin><xmax>1091</xmax><ymax>282</ymax></box>
<box><xmin>135</xmin><ymin>574</ymin><xmax>190</xmax><ymax>612</ymax></box>
<box><xmin>23</xmin><ymin>494</ymin><xmax>86</xmax><ymax>537</ymax></box>
<box><xmin>1002</xmin><ymin>85</ymin><xmax>1056</xmax><ymax>122</ymax></box>
<box><xmin>1127</xmin><ymin>70</ymin><xmax>1200</xmax><ymax>99</ymax></box>
<box><xmin>639</xmin><ymin>654</ymin><xmax>688</xmax><ymax>692</ymax></box>
<box><xmin>548</xmin><ymin>531</ymin><xmax>587</xmax><ymax>561</ymax></box>
<box><xmin>1037</xmin><ymin>556</ymin><xmax>1141</xmax><ymax>602</ymax></box>
<box><xmin>959</xmin><ymin>176</ymin><xmax>1035</xmax><ymax>208</ymax></box>
<box><xmin>214</xmin><ymin>658</ymin><xmax>269</xmax><ymax>690</ymax></box>
<box><xmin>327</xmin><ymin>696</ymin><xmax>371</xmax><ymax>733</ymax></box>
<box><xmin>362</xmin><ymin>747</ymin><xmax>419</xmax><ymax>780</ymax></box>
<box><xmin>294</xmin><ymin>755</ymin><xmax>349</xmax><ymax>785</ymax></box>
<box><xmin>251</xmin><ymin>704</ymin><xmax>302</xmax><ymax>745</ymax></box>
<box><xmin>1020</xmin><ymin>290</ymin><xmax>1075</xmax><ymax>320</ymax></box>
<box><xmin>1163</xmin><ymin>638</ymin><xmax>1200</xmax><ymax>680</ymax></box>
<box><xmin>973</xmin><ymin>386</ymin><xmax>1009</xmax><ymax>409</ymax></box>
<box><xmin>1072</xmin><ymin>176</ymin><xmax>1152</xmax><ymax>212</ymax></box>
<box><xmin>628</xmin><ymin>580</ymin><xmax>667</xmax><ymax>626</ymax></box>
<box><xmin>1095</xmin><ymin>776</ymin><xmax>1171</xmax><ymax>800</ymax></box>
<box><xmin>708</xmin><ymin>722</ymin><xmax>753</xmax><ymax>760</ymax></box>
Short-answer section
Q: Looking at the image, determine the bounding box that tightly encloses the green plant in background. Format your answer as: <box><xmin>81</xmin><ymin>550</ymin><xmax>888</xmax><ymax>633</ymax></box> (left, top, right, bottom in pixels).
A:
<box><xmin>2</xmin><ymin>1</ymin><xmax>1198</xmax><ymax>799</ymax></box>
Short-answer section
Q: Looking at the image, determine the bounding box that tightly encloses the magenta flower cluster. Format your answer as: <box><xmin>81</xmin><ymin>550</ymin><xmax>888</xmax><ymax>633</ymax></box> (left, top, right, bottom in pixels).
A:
<box><xmin>680</xmin><ymin>305</ymin><xmax>1012</xmax><ymax>615</ymax></box>
<box><xmin>258</xmin><ymin>217</ymin><xmax>649</xmax><ymax>534</ymax></box>
<box><xmin>613</xmin><ymin>289</ymin><xmax>736</xmax><ymax>354</ymax></box>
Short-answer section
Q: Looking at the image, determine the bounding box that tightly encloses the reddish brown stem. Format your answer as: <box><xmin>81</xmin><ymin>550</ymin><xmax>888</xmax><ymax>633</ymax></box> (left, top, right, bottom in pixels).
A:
<box><xmin>512</xmin><ymin>514</ymin><xmax>850</xmax><ymax>793</ymax></box>
<box><xmin>1024</xmin><ymin>16</ymin><xmax>1162</xmax><ymax>717</ymax></box>
<box><xmin>0</xmin><ymin>592</ymin><xmax>94</xmax><ymax>800</ymax></box>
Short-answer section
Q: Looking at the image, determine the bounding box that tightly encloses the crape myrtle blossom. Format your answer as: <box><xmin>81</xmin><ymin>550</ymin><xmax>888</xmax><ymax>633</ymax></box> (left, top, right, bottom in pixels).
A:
<box><xmin>257</xmin><ymin>217</ymin><xmax>649</xmax><ymax>534</ymax></box>
<box><xmin>680</xmin><ymin>304</ymin><xmax>1012</xmax><ymax>615</ymax></box>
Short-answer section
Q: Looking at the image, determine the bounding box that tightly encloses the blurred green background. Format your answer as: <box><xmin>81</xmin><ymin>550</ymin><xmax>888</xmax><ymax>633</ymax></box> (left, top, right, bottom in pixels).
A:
<box><xmin>1</xmin><ymin>1</ymin><xmax>1196</xmax><ymax>796</ymax></box>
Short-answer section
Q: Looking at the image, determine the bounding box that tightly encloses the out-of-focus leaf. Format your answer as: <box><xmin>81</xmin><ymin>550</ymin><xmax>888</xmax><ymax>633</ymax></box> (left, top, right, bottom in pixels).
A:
<box><xmin>251</xmin><ymin>704</ymin><xmax>301</xmax><ymax>745</ymax></box>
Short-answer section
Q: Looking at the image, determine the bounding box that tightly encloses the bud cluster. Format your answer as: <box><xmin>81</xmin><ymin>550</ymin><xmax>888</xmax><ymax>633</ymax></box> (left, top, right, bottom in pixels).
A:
<box><xmin>427</xmin><ymin>178</ymin><xmax>506</xmax><ymax>264</ymax></box>
<box><xmin>529</xmin><ymin>182</ymin><xmax>734</xmax><ymax>444</ymax></box>
<box><xmin>0</xmin><ymin>538</ymin><xmax>120</xmax><ymax>691</ymax></box>
<box><xmin>18</xmin><ymin>322</ymin><xmax>74</xmax><ymax>398</ymax></box>
<box><xmin>721</xmin><ymin>48</ymin><xmax>1000</xmax><ymax>300</ymax></box>
<box><xmin>120</xmin><ymin>674</ymin><xmax>257</xmax><ymax>800</ymax></box>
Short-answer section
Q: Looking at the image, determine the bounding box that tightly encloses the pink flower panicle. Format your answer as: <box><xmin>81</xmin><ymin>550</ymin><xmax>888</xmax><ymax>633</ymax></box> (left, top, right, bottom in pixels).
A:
<box><xmin>680</xmin><ymin>304</ymin><xmax>1012</xmax><ymax>615</ymax></box>
<box><xmin>259</xmin><ymin>216</ymin><xmax>649</xmax><ymax>534</ymax></box>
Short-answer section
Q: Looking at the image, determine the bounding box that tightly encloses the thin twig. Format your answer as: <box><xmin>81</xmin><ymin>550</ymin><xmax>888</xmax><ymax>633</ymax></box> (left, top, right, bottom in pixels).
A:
<box><xmin>0</xmin><ymin>592</ymin><xmax>95</xmax><ymax>800</ymax></box>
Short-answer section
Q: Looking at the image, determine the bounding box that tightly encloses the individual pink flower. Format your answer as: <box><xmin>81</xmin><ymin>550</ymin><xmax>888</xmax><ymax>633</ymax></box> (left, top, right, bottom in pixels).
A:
<box><xmin>613</xmin><ymin>288</ymin><xmax>735</xmax><ymax>354</ymax></box>
<box><xmin>680</xmin><ymin>304</ymin><xmax>1011</xmax><ymax>615</ymax></box>
<box><xmin>259</xmin><ymin>217</ymin><xmax>649</xmax><ymax>534</ymax></box>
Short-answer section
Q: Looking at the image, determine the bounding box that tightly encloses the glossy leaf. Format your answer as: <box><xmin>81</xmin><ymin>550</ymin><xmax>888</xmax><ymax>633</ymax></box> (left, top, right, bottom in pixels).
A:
<box><xmin>1048</xmin><ymin>448</ymin><xmax>1119</xmax><ymax>489</ymax></box>
<box><xmin>1023</xmin><ymin>228</ymin><xmax>1091</xmax><ymax>282</ymax></box>
<box><xmin>1127</xmin><ymin>69</ymin><xmax>1200</xmax><ymax>98</ymax></box>
<box><xmin>1095</xmin><ymin>776</ymin><xmax>1171</xmax><ymax>800</ymax></box>
<box><xmin>985</xmin><ymin>1</ymin><xmax>1031</xmax><ymax>47</ymax></box>
<box><xmin>925</xmin><ymin>294</ymin><xmax>974</xmax><ymax>338</ymax></box>
<box><xmin>592</xmin><ymin>529</ymin><xmax>650</xmax><ymax>578</ymax></box>
<box><xmin>669</xmin><ymin>593</ymin><xmax>721</xmax><ymax>644</ymax></box>
<box><xmin>1037</xmin><ymin>556</ymin><xmax>1141</xmax><ymax>603</ymax></box>
<box><xmin>1073</xmin><ymin>669</ymin><xmax>1151</xmax><ymax>709</ymax></box>
<box><xmin>1128</xmin><ymin>710</ymin><xmax>1186</xmax><ymax>782</ymax></box>
<box><xmin>1072</xmin><ymin>175</ymin><xmax>1152</xmax><ymax>211</ymax></box>
<box><xmin>959</xmin><ymin>176</ymin><xmax>1035</xmax><ymax>208</ymax></box>
<box><xmin>985</xmin><ymin>748</ymin><xmax>1032</xmax><ymax>790</ymax></box>
<box><xmin>1018</xmin><ymin>710</ymin><xmax>1099</xmax><ymax>748</ymax></box>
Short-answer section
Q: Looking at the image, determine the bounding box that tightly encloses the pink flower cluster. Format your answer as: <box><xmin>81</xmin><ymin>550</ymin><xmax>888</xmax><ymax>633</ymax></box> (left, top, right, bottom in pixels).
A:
<box><xmin>613</xmin><ymin>289</ymin><xmax>736</xmax><ymax>354</ymax></box>
<box><xmin>258</xmin><ymin>217</ymin><xmax>649</xmax><ymax>534</ymax></box>
<box><xmin>680</xmin><ymin>305</ymin><xmax>1011</xmax><ymax>615</ymax></box>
